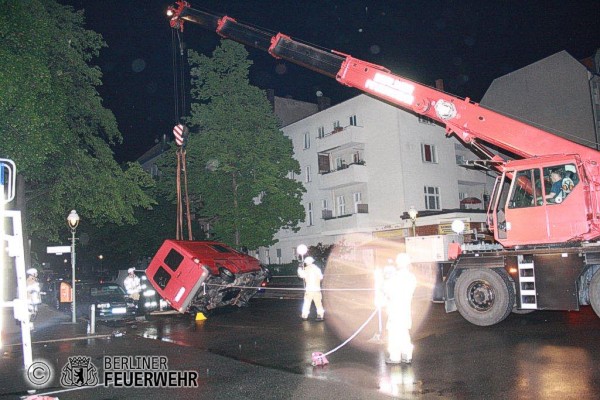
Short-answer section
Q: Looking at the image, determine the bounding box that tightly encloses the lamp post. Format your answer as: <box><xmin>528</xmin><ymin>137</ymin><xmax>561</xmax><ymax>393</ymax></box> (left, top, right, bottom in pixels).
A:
<box><xmin>98</xmin><ymin>254</ymin><xmax>104</xmax><ymax>273</ymax></box>
<box><xmin>408</xmin><ymin>206</ymin><xmax>418</xmax><ymax>237</ymax></box>
<box><xmin>67</xmin><ymin>209</ymin><xmax>80</xmax><ymax>323</ymax></box>
<box><xmin>296</xmin><ymin>244</ymin><xmax>308</xmax><ymax>263</ymax></box>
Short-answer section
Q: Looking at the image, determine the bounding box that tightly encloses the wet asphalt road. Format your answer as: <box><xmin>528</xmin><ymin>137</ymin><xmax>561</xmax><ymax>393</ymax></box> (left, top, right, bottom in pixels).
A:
<box><xmin>135</xmin><ymin>289</ymin><xmax>600</xmax><ymax>399</ymax></box>
<box><xmin>3</xmin><ymin>284</ymin><xmax>600</xmax><ymax>399</ymax></box>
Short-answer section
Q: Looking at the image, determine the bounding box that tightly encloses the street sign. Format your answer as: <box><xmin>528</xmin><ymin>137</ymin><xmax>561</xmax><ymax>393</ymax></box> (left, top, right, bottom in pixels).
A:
<box><xmin>47</xmin><ymin>246</ymin><xmax>71</xmax><ymax>255</ymax></box>
<box><xmin>0</xmin><ymin>159</ymin><xmax>16</xmax><ymax>204</ymax></box>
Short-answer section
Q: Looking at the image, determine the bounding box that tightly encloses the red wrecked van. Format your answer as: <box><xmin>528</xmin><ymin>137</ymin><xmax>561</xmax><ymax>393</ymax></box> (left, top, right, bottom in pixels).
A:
<box><xmin>146</xmin><ymin>240</ymin><xmax>268</xmax><ymax>314</ymax></box>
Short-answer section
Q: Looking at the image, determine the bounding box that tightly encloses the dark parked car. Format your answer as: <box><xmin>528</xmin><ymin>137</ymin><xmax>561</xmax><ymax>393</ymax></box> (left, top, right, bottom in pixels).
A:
<box><xmin>76</xmin><ymin>282</ymin><xmax>138</xmax><ymax>322</ymax></box>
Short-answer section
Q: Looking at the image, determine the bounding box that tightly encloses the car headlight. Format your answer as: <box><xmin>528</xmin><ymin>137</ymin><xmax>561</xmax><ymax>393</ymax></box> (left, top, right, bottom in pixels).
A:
<box><xmin>97</xmin><ymin>303</ymin><xmax>111</xmax><ymax>309</ymax></box>
<box><xmin>143</xmin><ymin>289</ymin><xmax>156</xmax><ymax>297</ymax></box>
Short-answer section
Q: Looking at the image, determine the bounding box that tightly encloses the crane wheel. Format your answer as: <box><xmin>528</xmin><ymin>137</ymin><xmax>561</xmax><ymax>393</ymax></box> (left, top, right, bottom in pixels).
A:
<box><xmin>590</xmin><ymin>270</ymin><xmax>600</xmax><ymax>318</ymax></box>
<box><xmin>455</xmin><ymin>268</ymin><xmax>514</xmax><ymax>326</ymax></box>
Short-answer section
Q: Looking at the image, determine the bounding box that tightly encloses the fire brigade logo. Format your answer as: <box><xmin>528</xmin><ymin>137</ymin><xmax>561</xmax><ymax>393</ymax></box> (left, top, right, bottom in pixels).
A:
<box><xmin>60</xmin><ymin>356</ymin><xmax>99</xmax><ymax>387</ymax></box>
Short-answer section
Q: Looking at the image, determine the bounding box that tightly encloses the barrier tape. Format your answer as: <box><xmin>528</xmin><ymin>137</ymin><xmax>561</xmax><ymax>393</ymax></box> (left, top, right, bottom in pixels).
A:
<box><xmin>203</xmin><ymin>282</ymin><xmax>375</xmax><ymax>292</ymax></box>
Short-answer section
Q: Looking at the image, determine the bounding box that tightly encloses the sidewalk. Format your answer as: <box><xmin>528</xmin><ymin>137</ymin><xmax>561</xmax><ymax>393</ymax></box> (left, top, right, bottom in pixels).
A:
<box><xmin>1</xmin><ymin>304</ymin><xmax>120</xmax><ymax>398</ymax></box>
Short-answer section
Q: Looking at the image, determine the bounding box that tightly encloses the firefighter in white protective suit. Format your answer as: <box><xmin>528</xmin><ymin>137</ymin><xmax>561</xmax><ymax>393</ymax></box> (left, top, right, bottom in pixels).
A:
<box><xmin>26</xmin><ymin>268</ymin><xmax>42</xmax><ymax>309</ymax></box>
<box><xmin>297</xmin><ymin>256</ymin><xmax>325</xmax><ymax>321</ymax></box>
<box><xmin>382</xmin><ymin>253</ymin><xmax>417</xmax><ymax>364</ymax></box>
<box><xmin>123</xmin><ymin>267</ymin><xmax>142</xmax><ymax>301</ymax></box>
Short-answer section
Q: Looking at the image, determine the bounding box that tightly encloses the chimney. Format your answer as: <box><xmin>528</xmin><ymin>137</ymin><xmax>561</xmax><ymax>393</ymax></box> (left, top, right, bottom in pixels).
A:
<box><xmin>317</xmin><ymin>96</ymin><xmax>331</xmax><ymax>111</ymax></box>
<box><xmin>435</xmin><ymin>79</ymin><xmax>445</xmax><ymax>91</ymax></box>
<box><xmin>266</xmin><ymin>89</ymin><xmax>275</xmax><ymax>108</ymax></box>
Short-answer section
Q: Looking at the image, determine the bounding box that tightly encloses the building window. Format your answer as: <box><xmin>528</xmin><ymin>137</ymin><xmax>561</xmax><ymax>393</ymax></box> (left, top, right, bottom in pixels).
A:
<box><xmin>307</xmin><ymin>202</ymin><xmax>313</xmax><ymax>226</ymax></box>
<box><xmin>335</xmin><ymin>157</ymin><xmax>345</xmax><ymax>170</ymax></box>
<box><xmin>424</xmin><ymin>186</ymin><xmax>440</xmax><ymax>210</ymax></box>
<box><xmin>276</xmin><ymin>248</ymin><xmax>282</xmax><ymax>264</ymax></box>
<box><xmin>337</xmin><ymin>195</ymin><xmax>346</xmax><ymax>216</ymax></box>
<box><xmin>288</xmin><ymin>171</ymin><xmax>296</xmax><ymax>180</ymax></box>
<box><xmin>353</xmin><ymin>192</ymin><xmax>362</xmax><ymax>213</ymax></box>
<box><xmin>421</xmin><ymin>144</ymin><xmax>437</xmax><ymax>163</ymax></box>
<box><xmin>349</xmin><ymin>115</ymin><xmax>357</xmax><ymax>126</ymax></box>
<box><xmin>456</xmin><ymin>155</ymin><xmax>465</xmax><ymax>165</ymax></box>
<box><xmin>333</xmin><ymin>120</ymin><xmax>341</xmax><ymax>129</ymax></box>
<box><xmin>322</xmin><ymin>199</ymin><xmax>329</xmax><ymax>210</ymax></box>
<box><xmin>353</xmin><ymin>151</ymin><xmax>362</xmax><ymax>164</ymax></box>
<box><xmin>303</xmin><ymin>132</ymin><xmax>310</xmax><ymax>149</ymax></box>
<box><xmin>305</xmin><ymin>165</ymin><xmax>311</xmax><ymax>183</ymax></box>
<box><xmin>318</xmin><ymin>126</ymin><xmax>325</xmax><ymax>138</ymax></box>
<box><xmin>265</xmin><ymin>249</ymin><xmax>270</xmax><ymax>265</ymax></box>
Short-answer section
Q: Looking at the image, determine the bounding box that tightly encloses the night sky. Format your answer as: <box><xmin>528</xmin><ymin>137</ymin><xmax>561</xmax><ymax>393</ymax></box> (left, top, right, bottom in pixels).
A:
<box><xmin>59</xmin><ymin>0</ymin><xmax>600</xmax><ymax>162</ymax></box>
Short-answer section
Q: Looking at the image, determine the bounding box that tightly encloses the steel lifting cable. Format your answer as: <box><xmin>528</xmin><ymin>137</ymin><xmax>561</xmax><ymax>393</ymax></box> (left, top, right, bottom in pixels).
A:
<box><xmin>176</xmin><ymin>149</ymin><xmax>183</xmax><ymax>239</ymax></box>
<box><xmin>172</xmin><ymin>25</ymin><xmax>193</xmax><ymax>240</ymax></box>
<box><xmin>181</xmin><ymin>149</ymin><xmax>192</xmax><ymax>240</ymax></box>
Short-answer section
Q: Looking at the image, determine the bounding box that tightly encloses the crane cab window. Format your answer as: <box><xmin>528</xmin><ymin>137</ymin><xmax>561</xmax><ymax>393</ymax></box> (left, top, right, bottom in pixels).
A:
<box><xmin>508</xmin><ymin>169</ymin><xmax>542</xmax><ymax>209</ymax></box>
<box><xmin>542</xmin><ymin>164</ymin><xmax>577</xmax><ymax>204</ymax></box>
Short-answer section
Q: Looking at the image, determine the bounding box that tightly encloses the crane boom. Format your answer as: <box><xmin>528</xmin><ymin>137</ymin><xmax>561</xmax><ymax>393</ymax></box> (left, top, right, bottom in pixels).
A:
<box><xmin>167</xmin><ymin>1</ymin><xmax>600</xmax><ymax>246</ymax></box>
<box><xmin>167</xmin><ymin>1</ymin><xmax>599</xmax><ymax>163</ymax></box>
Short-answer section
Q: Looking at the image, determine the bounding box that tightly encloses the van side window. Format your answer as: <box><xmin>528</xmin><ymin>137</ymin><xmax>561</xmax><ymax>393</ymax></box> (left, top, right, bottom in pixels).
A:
<box><xmin>164</xmin><ymin>249</ymin><xmax>184</xmax><ymax>271</ymax></box>
<box><xmin>153</xmin><ymin>267</ymin><xmax>172</xmax><ymax>290</ymax></box>
<box><xmin>210</xmin><ymin>244</ymin><xmax>232</xmax><ymax>253</ymax></box>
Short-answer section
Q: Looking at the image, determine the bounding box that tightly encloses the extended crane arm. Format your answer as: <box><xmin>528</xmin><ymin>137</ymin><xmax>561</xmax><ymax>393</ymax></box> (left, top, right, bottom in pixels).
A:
<box><xmin>167</xmin><ymin>1</ymin><xmax>598</xmax><ymax>165</ymax></box>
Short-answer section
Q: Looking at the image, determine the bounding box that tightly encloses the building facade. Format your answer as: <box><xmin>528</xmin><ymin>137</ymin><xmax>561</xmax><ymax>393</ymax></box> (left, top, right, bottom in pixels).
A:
<box><xmin>481</xmin><ymin>50</ymin><xmax>600</xmax><ymax>149</ymax></box>
<box><xmin>258</xmin><ymin>94</ymin><xmax>492</xmax><ymax>265</ymax></box>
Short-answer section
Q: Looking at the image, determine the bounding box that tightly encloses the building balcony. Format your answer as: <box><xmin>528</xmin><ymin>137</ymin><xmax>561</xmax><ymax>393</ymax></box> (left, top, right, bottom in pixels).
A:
<box><xmin>321</xmin><ymin>210</ymin><xmax>371</xmax><ymax>233</ymax></box>
<box><xmin>322</xmin><ymin>204</ymin><xmax>368</xmax><ymax>220</ymax></box>
<box><xmin>319</xmin><ymin>163</ymin><xmax>368</xmax><ymax>189</ymax></box>
<box><xmin>316</xmin><ymin>125</ymin><xmax>366</xmax><ymax>152</ymax></box>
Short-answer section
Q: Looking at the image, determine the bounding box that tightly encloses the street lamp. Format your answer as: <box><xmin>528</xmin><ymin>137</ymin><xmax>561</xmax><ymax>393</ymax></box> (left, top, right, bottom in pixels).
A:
<box><xmin>408</xmin><ymin>206</ymin><xmax>418</xmax><ymax>237</ymax></box>
<box><xmin>67</xmin><ymin>209</ymin><xmax>80</xmax><ymax>323</ymax></box>
<box><xmin>98</xmin><ymin>254</ymin><xmax>104</xmax><ymax>273</ymax></box>
<box><xmin>296</xmin><ymin>244</ymin><xmax>308</xmax><ymax>263</ymax></box>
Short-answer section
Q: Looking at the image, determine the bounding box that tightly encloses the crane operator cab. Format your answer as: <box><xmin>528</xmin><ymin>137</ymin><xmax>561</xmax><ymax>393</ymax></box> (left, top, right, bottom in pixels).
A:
<box><xmin>489</xmin><ymin>160</ymin><xmax>582</xmax><ymax>247</ymax></box>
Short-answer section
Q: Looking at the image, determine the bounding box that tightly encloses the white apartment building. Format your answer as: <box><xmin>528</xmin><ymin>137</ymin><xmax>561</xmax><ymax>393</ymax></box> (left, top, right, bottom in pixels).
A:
<box><xmin>259</xmin><ymin>94</ymin><xmax>492</xmax><ymax>265</ymax></box>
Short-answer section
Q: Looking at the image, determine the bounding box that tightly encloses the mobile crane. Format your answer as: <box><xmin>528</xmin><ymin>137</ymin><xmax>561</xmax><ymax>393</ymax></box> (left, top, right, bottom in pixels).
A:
<box><xmin>163</xmin><ymin>1</ymin><xmax>600</xmax><ymax>326</ymax></box>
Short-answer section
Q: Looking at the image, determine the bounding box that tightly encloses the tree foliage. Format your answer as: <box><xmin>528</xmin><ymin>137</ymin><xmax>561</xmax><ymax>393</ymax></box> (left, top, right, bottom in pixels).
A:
<box><xmin>81</xmin><ymin>188</ymin><xmax>177</xmax><ymax>268</ymax></box>
<box><xmin>0</xmin><ymin>0</ymin><xmax>154</xmax><ymax>241</ymax></box>
<box><xmin>168</xmin><ymin>40</ymin><xmax>305</xmax><ymax>249</ymax></box>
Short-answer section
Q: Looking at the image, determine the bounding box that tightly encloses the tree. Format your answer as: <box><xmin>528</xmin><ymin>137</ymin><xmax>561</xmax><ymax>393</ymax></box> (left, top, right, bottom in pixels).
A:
<box><xmin>0</xmin><ymin>0</ymin><xmax>154</xmax><ymax>242</ymax></box>
<box><xmin>175</xmin><ymin>40</ymin><xmax>305</xmax><ymax>249</ymax></box>
<box><xmin>80</xmin><ymin>188</ymin><xmax>177</xmax><ymax>269</ymax></box>
<box><xmin>308</xmin><ymin>243</ymin><xmax>334</xmax><ymax>268</ymax></box>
